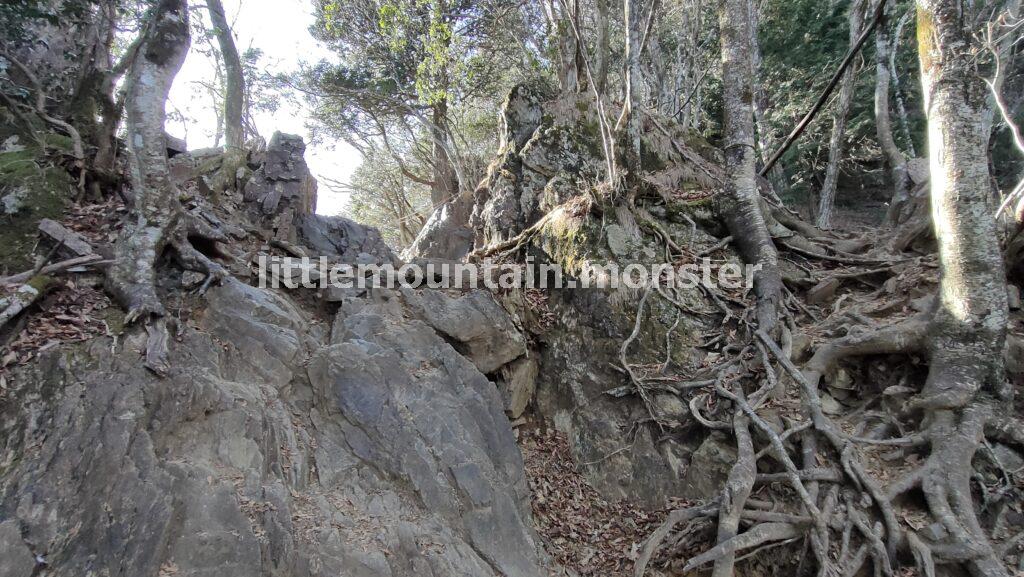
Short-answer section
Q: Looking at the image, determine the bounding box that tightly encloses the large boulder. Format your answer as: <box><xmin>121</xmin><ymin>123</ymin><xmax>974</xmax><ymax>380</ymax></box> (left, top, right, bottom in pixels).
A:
<box><xmin>298</xmin><ymin>213</ymin><xmax>397</xmax><ymax>265</ymax></box>
<box><xmin>0</xmin><ymin>276</ymin><xmax>549</xmax><ymax>577</ymax></box>
<box><xmin>244</xmin><ymin>132</ymin><xmax>318</xmax><ymax>241</ymax></box>
<box><xmin>466</xmin><ymin>89</ymin><xmax>730</xmax><ymax>508</ymax></box>
<box><xmin>402</xmin><ymin>197</ymin><xmax>475</xmax><ymax>261</ymax></box>
<box><xmin>401</xmin><ymin>288</ymin><xmax>528</xmax><ymax>374</ymax></box>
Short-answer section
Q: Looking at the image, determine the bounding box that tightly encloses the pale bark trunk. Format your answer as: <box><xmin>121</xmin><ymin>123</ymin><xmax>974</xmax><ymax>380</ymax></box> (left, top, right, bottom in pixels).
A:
<box><xmin>749</xmin><ymin>0</ymin><xmax>787</xmax><ymax>198</ymax></box>
<box><xmin>207</xmin><ymin>0</ymin><xmax>247</xmax><ymax>191</ymax></box>
<box><xmin>891</xmin><ymin>7</ymin><xmax>916</xmax><ymax>157</ymax></box>
<box><xmin>106</xmin><ymin>0</ymin><xmax>191</xmax><ymax>323</ymax></box>
<box><xmin>619</xmin><ymin>0</ymin><xmax>644</xmax><ymax>178</ymax></box>
<box><xmin>108</xmin><ymin>0</ymin><xmax>227</xmax><ymax>375</ymax></box>
<box><xmin>817</xmin><ymin>0</ymin><xmax>867</xmax><ymax>229</ymax></box>
<box><xmin>719</xmin><ymin>0</ymin><xmax>782</xmax><ymax>335</ymax></box>
<box><xmin>918</xmin><ymin>0</ymin><xmax>1009</xmax><ymax>404</ymax></box>
<box><xmin>875</xmin><ymin>2</ymin><xmax>911</xmax><ymax>225</ymax></box>
<box><xmin>207</xmin><ymin>0</ymin><xmax>244</xmax><ymax>151</ymax></box>
<box><xmin>915</xmin><ymin>2</ymin><xmax>1010</xmax><ymax>574</ymax></box>
<box><xmin>430</xmin><ymin>100</ymin><xmax>456</xmax><ymax>209</ymax></box>
<box><xmin>595</xmin><ymin>0</ymin><xmax>611</xmax><ymax>95</ymax></box>
<box><xmin>545</xmin><ymin>0</ymin><xmax>580</xmax><ymax>94</ymax></box>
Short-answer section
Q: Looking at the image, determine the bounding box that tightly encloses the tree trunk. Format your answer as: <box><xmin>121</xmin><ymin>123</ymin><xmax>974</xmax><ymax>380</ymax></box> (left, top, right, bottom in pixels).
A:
<box><xmin>719</xmin><ymin>0</ymin><xmax>782</xmax><ymax>334</ymax></box>
<box><xmin>619</xmin><ymin>0</ymin><xmax>644</xmax><ymax>179</ymax></box>
<box><xmin>76</xmin><ymin>0</ymin><xmax>121</xmax><ymax>200</ymax></box>
<box><xmin>876</xmin><ymin>1</ymin><xmax>911</xmax><ymax>226</ymax></box>
<box><xmin>594</xmin><ymin>0</ymin><xmax>611</xmax><ymax>95</ymax></box>
<box><xmin>207</xmin><ymin>0</ymin><xmax>247</xmax><ymax>190</ymax></box>
<box><xmin>890</xmin><ymin>6</ymin><xmax>916</xmax><ymax>158</ymax></box>
<box><xmin>749</xmin><ymin>0</ymin><xmax>787</xmax><ymax>199</ymax></box>
<box><xmin>430</xmin><ymin>99</ymin><xmax>456</xmax><ymax>209</ymax></box>
<box><xmin>914</xmin><ymin>1</ymin><xmax>1010</xmax><ymax>574</ymax></box>
<box><xmin>917</xmin><ymin>0</ymin><xmax>1009</xmax><ymax>409</ymax></box>
<box><xmin>107</xmin><ymin>0</ymin><xmax>191</xmax><ymax>322</ymax></box>
<box><xmin>817</xmin><ymin>0</ymin><xmax>867</xmax><ymax>229</ymax></box>
<box><xmin>107</xmin><ymin>0</ymin><xmax>227</xmax><ymax>375</ymax></box>
<box><xmin>545</xmin><ymin>0</ymin><xmax>580</xmax><ymax>94</ymax></box>
<box><xmin>207</xmin><ymin>0</ymin><xmax>244</xmax><ymax>150</ymax></box>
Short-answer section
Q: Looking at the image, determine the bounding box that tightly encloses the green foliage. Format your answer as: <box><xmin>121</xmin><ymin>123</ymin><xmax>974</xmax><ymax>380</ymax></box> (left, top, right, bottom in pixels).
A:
<box><xmin>0</xmin><ymin>0</ymin><xmax>96</xmax><ymax>44</ymax></box>
<box><xmin>304</xmin><ymin>0</ymin><xmax>539</xmax><ymax>147</ymax></box>
<box><xmin>759</xmin><ymin>0</ymin><xmax>927</xmax><ymax>205</ymax></box>
<box><xmin>344</xmin><ymin>147</ymin><xmax>432</xmax><ymax>248</ymax></box>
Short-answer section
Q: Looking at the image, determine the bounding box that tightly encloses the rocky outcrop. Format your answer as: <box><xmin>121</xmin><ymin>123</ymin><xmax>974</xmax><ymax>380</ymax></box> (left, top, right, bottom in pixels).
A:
<box><xmin>0</xmin><ymin>274</ymin><xmax>548</xmax><ymax>577</ymax></box>
<box><xmin>460</xmin><ymin>88</ymin><xmax>730</xmax><ymax>508</ymax></box>
<box><xmin>0</xmin><ymin>84</ymin><xmax>760</xmax><ymax>576</ymax></box>
<box><xmin>244</xmin><ymin>132</ymin><xmax>318</xmax><ymax>240</ymax></box>
<box><xmin>0</xmin><ymin>136</ymin><xmax>551</xmax><ymax>576</ymax></box>
<box><xmin>402</xmin><ymin>198</ymin><xmax>476</xmax><ymax>262</ymax></box>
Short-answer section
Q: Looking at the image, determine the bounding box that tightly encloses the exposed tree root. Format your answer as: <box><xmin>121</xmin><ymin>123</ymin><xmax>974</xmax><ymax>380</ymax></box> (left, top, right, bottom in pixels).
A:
<box><xmin>104</xmin><ymin>0</ymin><xmax>229</xmax><ymax>376</ymax></box>
<box><xmin>630</xmin><ymin>283</ymin><xmax>1016</xmax><ymax>577</ymax></box>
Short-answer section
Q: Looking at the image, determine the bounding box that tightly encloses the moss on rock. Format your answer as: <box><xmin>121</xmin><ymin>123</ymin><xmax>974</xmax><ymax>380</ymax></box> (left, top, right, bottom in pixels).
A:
<box><xmin>0</xmin><ymin>143</ymin><xmax>73</xmax><ymax>272</ymax></box>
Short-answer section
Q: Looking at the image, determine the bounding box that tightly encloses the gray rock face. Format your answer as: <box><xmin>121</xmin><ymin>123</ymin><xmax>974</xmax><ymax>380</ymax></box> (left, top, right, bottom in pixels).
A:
<box><xmin>401</xmin><ymin>288</ymin><xmax>528</xmax><ymax>374</ymax></box>
<box><xmin>402</xmin><ymin>199</ymin><xmax>475</xmax><ymax>261</ymax></box>
<box><xmin>466</xmin><ymin>90</ymin><xmax>728</xmax><ymax>509</ymax></box>
<box><xmin>0</xmin><ymin>276</ymin><xmax>548</xmax><ymax>577</ymax></box>
<box><xmin>534</xmin><ymin>288</ymin><xmax>703</xmax><ymax>508</ymax></box>
<box><xmin>682</xmin><ymin>433</ymin><xmax>738</xmax><ymax>501</ymax></box>
<box><xmin>298</xmin><ymin>213</ymin><xmax>397</xmax><ymax>265</ymax></box>
<box><xmin>0</xmin><ymin>520</ymin><xmax>35</xmax><ymax>577</ymax></box>
<box><xmin>497</xmin><ymin>357</ymin><xmax>539</xmax><ymax>419</ymax></box>
<box><xmin>244</xmin><ymin>132</ymin><xmax>318</xmax><ymax>220</ymax></box>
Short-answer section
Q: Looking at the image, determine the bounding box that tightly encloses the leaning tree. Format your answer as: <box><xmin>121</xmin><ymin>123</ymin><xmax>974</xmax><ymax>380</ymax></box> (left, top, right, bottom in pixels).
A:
<box><xmin>106</xmin><ymin>0</ymin><xmax>228</xmax><ymax>375</ymax></box>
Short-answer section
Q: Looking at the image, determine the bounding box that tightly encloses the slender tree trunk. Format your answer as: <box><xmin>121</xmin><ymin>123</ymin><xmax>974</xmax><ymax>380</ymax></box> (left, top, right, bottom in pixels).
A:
<box><xmin>430</xmin><ymin>99</ymin><xmax>456</xmax><ymax>209</ymax></box>
<box><xmin>876</xmin><ymin>2</ymin><xmax>911</xmax><ymax>225</ymax></box>
<box><xmin>207</xmin><ymin>0</ymin><xmax>247</xmax><ymax>190</ymax></box>
<box><xmin>890</xmin><ymin>6</ymin><xmax>917</xmax><ymax>157</ymax></box>
<box><xmin>79</xmin><ymin>0</ymin><xmax>121</xmax><ymax>199</ymax></box>
<box><xmin>817</xmin><ymin>0</ymin><xmax>867</xmax><ymax>229</ymax></box>
<box><xmin>546</xmin><ymin>0</ymin><xmax>580</xmax><ymax>93</ymax></box>
<box><xmin>749</xmin><ymin>0</ymin><xmax>787</xmax><ymax>199</ymax></box>
<box><xmin>595</xmin><ymin>0</ymin><xmax>611</xmax><ymax>95</ymax></box>
<box><xmin>619</xmin><ymin>0</ymin><xmax>644</xmax><ymax>179</ymax></box>
<box><xmin>719</xmin><ymin>0</ymin><xmax>782</xmax><ymax>335</ymax></box>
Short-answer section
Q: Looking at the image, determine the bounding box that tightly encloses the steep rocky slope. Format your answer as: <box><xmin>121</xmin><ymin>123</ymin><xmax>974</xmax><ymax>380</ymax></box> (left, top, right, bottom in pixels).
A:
<box><xmin>5</xmin><ymin>87</ymin><xmax>1023</xmax><ymax>577</ymax></box>
<box><xmin>0</xmin><ymin>134</ymin><xmax>551</xmax><ymax>577</ymax></box>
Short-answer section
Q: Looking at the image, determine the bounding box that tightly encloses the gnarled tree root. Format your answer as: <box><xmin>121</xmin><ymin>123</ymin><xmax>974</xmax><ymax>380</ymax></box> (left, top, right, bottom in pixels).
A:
<box><xmin>635</xmin><ymin>317</ymin><xmax>1015</xmax><ymax>577</ymax></box>
<box><xmin>106</xmin><ymin>212</ymin><xmax>228</xmax><ymax>376</ymax></box>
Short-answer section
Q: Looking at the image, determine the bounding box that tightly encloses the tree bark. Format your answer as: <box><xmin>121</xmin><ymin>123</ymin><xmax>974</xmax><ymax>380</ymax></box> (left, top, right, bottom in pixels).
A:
<box><xmin>749</xmin><ymin>0</ymin><xmax>787</xmax><ymax>199</ymax></box>
<box><xmin>719</xmin><ymin>0</ymin><xmax>782</xmax><ymax>334</ymax></box>
<box><xmin>890</xmin><ymin>6</ymin><xmax>916</xmax><ymax>158</ymax></box>
<box><xmin>546</xmin><ymin>0</ymin><xmax>580</xmax><ymax>94</ymax></box>
<box><xmin>107</xmin><ymin>0</ymin><xmax>226</xmax><ymax>374</ymax></box>
<box><xmin>430</xmin><ymin>99</ymin><xmax>456</xmax><ymax>209</ymax></box>
<box><xmin>207</xmin><ymin>0</ymin><xmax>244</xmax><ymax>150</ymax></box>
<box><xmin>618</xmin><ymin>0</ymin><xmax>645</xmax><ymax>179</ymax></box>
<box><xmin>817</xmin><ymin>0</ymin><xmax>867</xmax><ymax>229</ymax></box>
<box><xmin>915</xmin><ymin>2</ymin><xmax>1010</xmax><ymax>573</ymax></box>
<box><xmin>917</xmin><ymin>0</ymin><xmax>1009</xmax><ymax>410</ymax></box>
<box><xmin>875</xmin><ymin>1</ymin><xmax>911</xmax><ymax>226</ymax></box>
<box><xmin>207</xmin><ymin>0</ymin><xmax>247</xmax><ymax>190</ymax></box>
<box><xmin>106</xmin><ymin>0</ymin><xmax>192</xmax><ymax>322</ymax></box>
<box><xmin>594</xmin><ymin>0</ymin><xmax>611</xmax><ymax>95</ymax></box>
